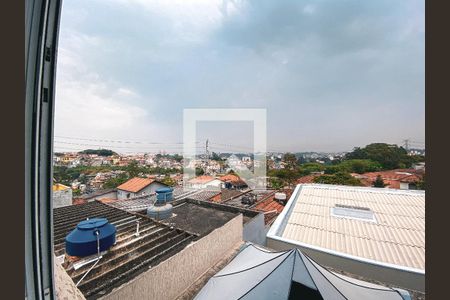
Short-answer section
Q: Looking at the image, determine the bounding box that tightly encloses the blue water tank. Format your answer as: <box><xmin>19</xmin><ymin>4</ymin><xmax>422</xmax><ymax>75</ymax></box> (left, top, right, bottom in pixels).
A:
<box><xmin>156</xmin><ymin>187</ymin><xmax>174</xmax><ymax>203</ymax></box>
<box><xmin>65</xmin><ymin>218</ymin><xmax>116</xmax><ymax>257</ymax></box>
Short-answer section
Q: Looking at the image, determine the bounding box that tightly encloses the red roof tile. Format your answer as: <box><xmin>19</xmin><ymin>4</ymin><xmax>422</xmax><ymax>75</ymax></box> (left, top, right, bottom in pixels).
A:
<box><xmin>254</xmin><ymin>196</ymin><xmax>285</xmax><ymax>213</ymax></box>
<box><xmin>117</xmin><ymin>177</ymin><xmax>155</xmax><ymax>193</ymax></box>
<box><xmin>188</xmin><ymin>175</ymin><xmax>216</xmax><ymax>184</ymax></box>
<box><xmin>296</xmin><ymin>174</ymin><xmax>319</xmax><ymax>184</ymax></box>
<box><xmin>357</xmin><ymin>169</ymin><xmax>423</xmax><ymax>189</ymax></box>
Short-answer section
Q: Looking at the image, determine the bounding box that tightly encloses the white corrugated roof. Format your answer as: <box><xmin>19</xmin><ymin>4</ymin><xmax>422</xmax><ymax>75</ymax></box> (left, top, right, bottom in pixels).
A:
<box><xmin>279</xmin><ymin>184</ymin><xmax>425</xmax><ymax>271</ymax></box>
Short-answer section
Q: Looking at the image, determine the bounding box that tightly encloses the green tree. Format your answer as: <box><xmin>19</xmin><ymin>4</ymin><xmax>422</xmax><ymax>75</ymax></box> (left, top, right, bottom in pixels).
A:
<box><xmin>161</xmin><ymin>176</ymin><xmax>176</xmax><ymax>187</ymax></box>
<box><xmin>103</xmin><ymin>173</ymin><xmax>129</xmax><ymax>189</ymax></box>
<box><xmin>269</xmin><ymin>168</ymin><xmax>302</xmax><ymax>188</ymax></box>
<box><xmin>126</xmin><ymin>160</ymin><xmax>141</xmax><ymax>178</ymax></box>
<box><xmin>299</xmin><ymin>162</ymin><xmax>325</xmax><ymax>175</ymax></box>
<box><xmin>269</xmin><ymin>177</ymin><xmax>284</xmax><ymax>190</ymax></box>
<box><xmin>283</xmin><ymin>153</ymin><xmax>298</xmax><ymax>170</ymax></box>
<box><xmin>313</xmin><ymin>172</ymin><xmax>363</xmax><ymax>186</ymax></box>
<box><xmin>325</xmin><ymin>159</ymin><xmax>382</xmax><ymax>174</ymax></box>
<box><xmin>345</xmin><ymin>143</ymin><xmax>413</xmax><ymax>170</ymax></box>
<box><xmin>171</xmin><ymin>154</ymin><xmax>183</xmax><ymax>163</ymax></box>
<box><xmin>373</xmin><ymin>175</ymin><xmax>386</xmax><ymax>188</ymax></box>
<box><xmin>195</xmin><ymin>167</ymin><xmax>205</xmax><ymax>176</ymax></box>
<box><xmin>416</xmin><ymin>174</ymin><xmax>425</xmax><ymax>190</ymax></box>
<box><xmin>211</xmin><ymin>152</ymin><xmax>223</xmax><ymax>161</ymax></box>
<box><xmin>79</xmin><ymin>149</ymin><xmax>117</xmax><ymax>156</ymax></box>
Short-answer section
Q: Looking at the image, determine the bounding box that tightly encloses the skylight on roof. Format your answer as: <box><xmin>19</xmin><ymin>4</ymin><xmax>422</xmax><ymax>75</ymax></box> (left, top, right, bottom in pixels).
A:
<box><xmin>331</xmin><ymin>204</ymin><xmax>376</xmax><ymax>223</ymax></box>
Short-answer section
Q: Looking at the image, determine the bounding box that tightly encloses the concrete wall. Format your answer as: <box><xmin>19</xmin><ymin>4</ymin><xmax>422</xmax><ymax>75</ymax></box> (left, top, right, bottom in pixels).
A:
<box><xmin>117</xmin><ymin>182</ymin><xmax>167</xmax><ymax>200</ymax></box>
<box><xmin>54</xmin><ymin>256</ymin><xmax>86</xmax><ymax>300</ymax></box>
<box><xmin>243</xmin><ymin>213</ymin><xmax>266</xmax><ymax>245</ymax></box>
<box><xmin>53</xmin><ymin>188</ymin><xmax>72</xmax><ymax>208</ymax></box>
<box><xmin>140</xmin><ymin>182</ymin><xmax>167</xmax><ymax>195</ymax></box>
<box><xmin>267</xmin><ymin>237</ymin><xmax>425</xmax><ymax>292</ymax></box>
<box><xmin>103</xmin><ymin>214</ymin><xmax>243</xmax><ymax>300</ymax></box>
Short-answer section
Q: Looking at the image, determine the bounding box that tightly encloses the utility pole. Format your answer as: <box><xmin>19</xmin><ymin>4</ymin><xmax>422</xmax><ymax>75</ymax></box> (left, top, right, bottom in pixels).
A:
<box><xmin>205</xmin><ymin>139</ymin><xmax>210</xmax><ymax>159</ymax></box>
<box><xmin>402</xmin><ymin>139</ymin><xmax>410</xmax><ymax>152</ymax></box>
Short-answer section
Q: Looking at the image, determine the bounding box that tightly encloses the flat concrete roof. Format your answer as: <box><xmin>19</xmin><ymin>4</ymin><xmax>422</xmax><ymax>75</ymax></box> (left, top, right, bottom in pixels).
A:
<box><xmin>161</xmin><ymin>202</ymin><xmax>239</xmax><ymax>236</ymax></box>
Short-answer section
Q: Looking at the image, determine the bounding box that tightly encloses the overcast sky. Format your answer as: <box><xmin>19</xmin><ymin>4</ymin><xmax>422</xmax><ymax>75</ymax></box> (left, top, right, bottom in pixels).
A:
<box><xmin>54</xmin><ymin>0</ymin><xmax>424</xmax><ymax>154</ymax></box>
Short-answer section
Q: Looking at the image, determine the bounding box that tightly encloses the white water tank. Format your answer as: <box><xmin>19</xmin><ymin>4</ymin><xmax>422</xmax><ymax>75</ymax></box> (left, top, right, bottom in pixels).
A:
<box><xmin>274</xmin><ymin>192</ymin><xmax>287</xmax><ymax>201</ymax></box>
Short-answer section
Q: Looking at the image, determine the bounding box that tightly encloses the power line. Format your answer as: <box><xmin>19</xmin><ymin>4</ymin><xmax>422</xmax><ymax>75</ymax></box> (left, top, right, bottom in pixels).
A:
<box><xmin>54</xmin><ymin>135</ymin><xmax>189</xmax><ymax>145</ymax></box>
<box><xmin>54</xmin><ymin>140</ymin><xmax>202</xmax><ymax>149</ymax></box>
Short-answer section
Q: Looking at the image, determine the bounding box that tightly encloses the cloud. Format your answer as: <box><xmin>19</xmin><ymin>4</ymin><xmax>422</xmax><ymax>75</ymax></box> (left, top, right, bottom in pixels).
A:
<box><xmin>54</xmin><ymin>0</ymin><xmax>424</xmax><ymax>152</ymax></box>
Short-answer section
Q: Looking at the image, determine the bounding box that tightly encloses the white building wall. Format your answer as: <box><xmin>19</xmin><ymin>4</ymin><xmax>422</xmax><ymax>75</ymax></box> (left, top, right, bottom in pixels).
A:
<box><xmin>117</xmin><ymin>182</ymin><xmax>168</xmax><ymax>200</ymax></box>
<box><xmin>400</xmin><ymin>182</ymin><xmax>410</xmax><ymax>190</ymax></box>
<box><xmin>53</xmin><ymin>188</ymin><xmax>72</xmax><ymax>208</ymax></box>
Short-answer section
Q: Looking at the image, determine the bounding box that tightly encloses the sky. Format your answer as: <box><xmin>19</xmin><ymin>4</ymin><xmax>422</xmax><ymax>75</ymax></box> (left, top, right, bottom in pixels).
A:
<box><xmin>54</xmin><ymin>0</ymin><xmax>425</xmax><ymax>154</ymax></box>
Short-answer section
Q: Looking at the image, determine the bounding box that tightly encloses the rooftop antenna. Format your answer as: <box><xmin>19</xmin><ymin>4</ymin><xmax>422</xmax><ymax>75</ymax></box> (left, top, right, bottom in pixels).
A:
<box><xmin>205</xmin><ymin>139</ymin><xmax>210</xmax><ymax>159</ymax></box>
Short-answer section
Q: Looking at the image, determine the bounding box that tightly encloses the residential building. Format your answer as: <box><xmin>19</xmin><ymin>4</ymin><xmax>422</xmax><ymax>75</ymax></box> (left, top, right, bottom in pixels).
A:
<box><xmin>219</xmin><ymin>174</ymin><xmax>248</xmax><ymax>190</ymax></box>
<box><xmin>267</xmin><ymin>184</ymin><xmax>425</xmax><ymax>292</ymax></box>
<box><xmin>186</xmin><ymin>175</ymin><xmax>223</xmax><ymax>189</ymax></box>
<box><xmin>53</xmin><ymin>201</ymin><xmax>244</xmax><ymax>299</ymax></box>
<box><xmin>105</xmin><ymin>188</ymin><xmax>267</xmax><ymax>245</ymax></box>
<box><xmin>356</xmin><ymin>169</ymin><xmax>423</xmax><ymax>190</ymax></box>
<box><xmin>52</xmin><ymin>183</ymin><xmax>72</xmax><ymax>208</ymax></box>
<box><xmin>72</xmin><ymin>188</ymin><xmax>117</xmax><ymax>205</ymax></box>
<box><xmin>116</xmin><ymin>177</ymin><xmax>168</xmax><ymax>199</ymax></box>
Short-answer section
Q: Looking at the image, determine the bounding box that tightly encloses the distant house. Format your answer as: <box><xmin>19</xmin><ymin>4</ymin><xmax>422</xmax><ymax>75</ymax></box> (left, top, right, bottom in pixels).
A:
<box><xmin>52</xmin><ymin>183</ymin><xmax>72</xmax><ymax>208</ymax></box>
<box><xmin>186</xmin><ymin>175</ymin><xmax>223</xmax><ymax>189</ymax></box>
<box><xmin>117</xmin><ymin>177</ymin><xmax>168</xmax><ymax>199</ymax></box>
<box><xmin>356</xmin><ymin>169</ymin><xmax>423</xmax><ymax>190</ymax></box>
<box><xmin>72</xmin><ymin>188</ymin><xmax>117</xmax><ymax>205</ymax></box>
<box><xmin>296</xmin><ymin>174</ymin><xmax>321</xmax><ymax>184</ymax></box>
<box><xmin>219</xmin><ymin>174</ymin><xmax>248</xmax><ymax>189</ymax></box>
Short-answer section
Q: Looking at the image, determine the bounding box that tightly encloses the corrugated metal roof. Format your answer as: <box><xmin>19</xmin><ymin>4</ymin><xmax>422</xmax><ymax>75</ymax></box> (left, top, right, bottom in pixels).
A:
<box><xmin>280</xmin><ymin>184</ymin><xmax>425</xmax><ymax>270</ymax></box>
<box><xmin>53</xmin><ymin>201</ymin><xmax>197</xmax><ymax>298</ymax></box>
<box><xmin>107</xmin><ymin>187</ymin><xmax>193</xmax><ymax>212</ymax></box>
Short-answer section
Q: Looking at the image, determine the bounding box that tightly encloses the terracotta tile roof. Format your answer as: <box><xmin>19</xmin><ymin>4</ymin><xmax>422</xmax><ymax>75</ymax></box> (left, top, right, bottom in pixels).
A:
<box><xmin>296</xmin><ymin>174</ymin><xmax>319</xmax><ymax>184</ymax></box>
<box><xmin>117</xmin><ymin>177</ymin><xmax>155</xmax><ymax>193</ymax></box>
<box><xmin>219</xmin><ymin>174</ymin><xmax>240</xmax><ymax>182</ymax></box>
<box><xmin>210</xmin><ymin>193</ymin><xmax>222</xmax><ymax>203</ymax></box>
<box><xmin>254</xmin><ymin>196</ymin><xmax>285</xmax><ymax>213</ymax></box>
<box><xmin>263</xmin><ymin>211</ymin><xmax>279</xmax><ymax>225</ymax></box>
<box><xmin>362</xmin><ymin>169</ymin><xmax>421</xmax><ymax>181</ymax></box>
<box><xmin>357</xmin><ymin>170</ymin><xmax>423</xmax><ymax>188</ymax></box>
<box><xmin>400</xmin><ymin>174</ymin><xmax>422</xmax><ymax>183</ymax></box>
<box><xmin>188</xmin><ymin>175</ymin><xmax>216</xmax><ymax>184</ymax></box>
<box><xmin>72</xmin><ymin>198</ymin><xmax>87</xmax><ymax>205</ymax></box>
<box><xmin>219</xmin><ymin>174</ymin><xmax>247</xmax><ymax>186</ymax></box>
